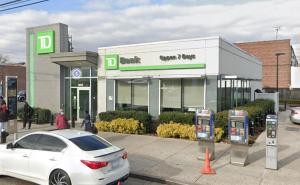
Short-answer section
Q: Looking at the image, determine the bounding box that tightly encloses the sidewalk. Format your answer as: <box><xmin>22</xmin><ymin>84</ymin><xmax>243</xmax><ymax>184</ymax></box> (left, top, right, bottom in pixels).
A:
<box><xmin>6</xmin><ymin>111</ymin><xmax>300</xmax><ymax>185</ymax></box>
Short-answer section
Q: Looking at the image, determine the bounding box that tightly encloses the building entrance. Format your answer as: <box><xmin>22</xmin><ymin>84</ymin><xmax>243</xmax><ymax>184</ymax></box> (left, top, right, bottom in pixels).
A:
<box><xmin>77</xmin><ymin>87</ymin><xmax>90</xmax><ymax>121</ymax></box>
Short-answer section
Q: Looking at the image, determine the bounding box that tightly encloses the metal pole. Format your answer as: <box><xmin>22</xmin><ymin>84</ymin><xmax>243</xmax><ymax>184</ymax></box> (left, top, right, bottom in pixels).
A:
<box><xmin>276</xmin><ymin>54</ymin><xmax>279</xmax><ymax>92</ymax></box>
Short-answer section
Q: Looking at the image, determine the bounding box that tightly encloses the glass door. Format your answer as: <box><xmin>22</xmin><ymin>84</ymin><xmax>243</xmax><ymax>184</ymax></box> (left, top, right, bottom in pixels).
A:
<box><xmin>77</xmin><ymin>87</ymin><xmax>90</xmax><ymax>121</ymax></box>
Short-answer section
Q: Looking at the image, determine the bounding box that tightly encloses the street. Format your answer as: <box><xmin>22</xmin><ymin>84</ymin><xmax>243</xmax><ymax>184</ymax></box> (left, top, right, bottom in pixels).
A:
<box><xmin>0</xmin><ymin>176</ymin><xmax>164</xmax><ymax>185</ymax></box>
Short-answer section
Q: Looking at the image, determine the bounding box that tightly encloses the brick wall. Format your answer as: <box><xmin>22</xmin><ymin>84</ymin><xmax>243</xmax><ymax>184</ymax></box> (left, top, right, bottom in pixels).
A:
<box><xmin>0</xmin><ymin>64</ymin><xmax>26</xmax><ymax>96</ymax></box>
<box><xmin>235</xmin><ymin>39</ymin><xmax>292</xmax><ymax>89</ymax></box>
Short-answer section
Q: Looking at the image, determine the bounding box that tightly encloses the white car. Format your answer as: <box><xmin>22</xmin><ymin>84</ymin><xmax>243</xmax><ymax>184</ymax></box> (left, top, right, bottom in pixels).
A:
<box><xmin>0</xmin><ymin>129</ymin><xmax>130</xmax><ymax>185</ymax></box>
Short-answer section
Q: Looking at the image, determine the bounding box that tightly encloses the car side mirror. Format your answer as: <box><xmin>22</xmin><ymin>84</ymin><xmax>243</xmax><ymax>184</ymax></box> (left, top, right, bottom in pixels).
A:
<box><xmin>6</xmin><ymin>143</ymin><xmax>14</xmax><ymax>149</ymax></box>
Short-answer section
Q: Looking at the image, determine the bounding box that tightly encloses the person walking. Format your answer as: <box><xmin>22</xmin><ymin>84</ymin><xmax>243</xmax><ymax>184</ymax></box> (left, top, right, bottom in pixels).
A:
<box><xmin>55</xmin><ymin>109</ymin><xmax>68</xmax><ymax>129</ymax></box>
<box><xmin>81</xmin><ymin>110</ymin><xmax>91</xmax><ymax>131</ymax></box>
<box><xmin>23</xmin><ymin>101</ymin><xmax>33</xmax><ymax>129</ymax></box>
<box><xmin>0</xmin><ymin>100</ymin><xmax>8</xmax><ymax>133</ymax></box>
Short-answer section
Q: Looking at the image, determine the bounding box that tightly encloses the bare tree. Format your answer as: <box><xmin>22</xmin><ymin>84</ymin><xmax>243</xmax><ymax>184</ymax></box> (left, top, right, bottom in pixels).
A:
<box><xmin>0</xmin><ymin>54</ymin><xmax>9</xmax><ymax>64</ymax></box>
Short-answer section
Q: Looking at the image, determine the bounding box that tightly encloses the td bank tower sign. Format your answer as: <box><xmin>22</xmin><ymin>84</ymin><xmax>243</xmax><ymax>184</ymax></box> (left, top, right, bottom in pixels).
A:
<box><xmin>36</xmin><ymin>30</ymin><xmax>55</xmax><ymax>54</ymax></box>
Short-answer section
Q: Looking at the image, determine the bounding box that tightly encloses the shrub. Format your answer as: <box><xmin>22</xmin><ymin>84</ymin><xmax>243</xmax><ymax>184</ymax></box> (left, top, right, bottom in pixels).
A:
<box><xmin>214</xmin><ymin>99</ymin><xmax>274</xmax><ymax>129</ymax></box>
<box><xmin>98</xmin><ymin>111</ymin><xmax>152</xmax><ymax>132</ymax></box>
<box><xmin>95</xmin><ymin>118</ymin><xmax>145</xmax><ymax>134</ymax></box>
<box><xmin>156</xmin><ymin>122</ymin><xmax>196</xmax><ymax>140</ymax></box>
<box><xmin>156</xmin><ymin>122</ymin><xmax>225</xmax><ymax>142</ymax></box>
<box><xmin>158</xmin><ymin>112</ymin><xmax>194</xmax><ymax>125</ymax></box>
<box><xmin>17</xmin><ymin>107</ymin><xmax>52</xmax><ymax>124</ymax></box>
<box><xmin>214</xmin><ymin>128</ymin><xmax>224</xmax><ymax>142</ymax></box>
<box><xmin>215</xmin><ymin>111</ymin><xmax>228</xmax><ymax>129</ymax></box>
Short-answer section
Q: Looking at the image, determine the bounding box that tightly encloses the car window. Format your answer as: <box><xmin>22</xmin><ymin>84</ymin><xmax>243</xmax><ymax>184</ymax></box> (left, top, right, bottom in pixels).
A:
<box><xmin>69</xmin><ymin>135</ymin><xmax>112</xmax><ymax>151</ymax></box>
<box><xmin>35</xmin><ymin>135</ymin><xmax>67</xmax><ymax>152</ymax></box>
<box><xmin>14</xmin><ymin>134</ymin><xmax>41</xmax><ymax>150</ymax></box>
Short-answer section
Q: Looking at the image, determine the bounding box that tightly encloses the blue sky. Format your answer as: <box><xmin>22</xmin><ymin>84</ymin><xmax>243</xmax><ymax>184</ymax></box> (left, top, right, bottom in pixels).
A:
<box><xmin>0</xmin><ymin>0</ymin><xmax>299</xmax><ymax>62</ymax></box>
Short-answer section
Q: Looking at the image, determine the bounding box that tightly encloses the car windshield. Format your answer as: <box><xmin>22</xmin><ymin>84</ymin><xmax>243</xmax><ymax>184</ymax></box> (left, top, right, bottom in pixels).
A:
<box><xmin>69</xmin><ymin>135</ymin><xmax>112</xmax><ymax>151</ymax></box>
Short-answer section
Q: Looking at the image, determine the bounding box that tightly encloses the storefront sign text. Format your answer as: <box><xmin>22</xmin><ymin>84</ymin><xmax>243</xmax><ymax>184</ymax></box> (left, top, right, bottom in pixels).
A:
<box><xmin>120</xmin><ymin>56</ymin><xmax>141</xmax><ymax>64</ymax></box>
<box><xmin>160</xmin><ymin>54</ymin><xmax>196</xmax><ymax>61</ymax></box>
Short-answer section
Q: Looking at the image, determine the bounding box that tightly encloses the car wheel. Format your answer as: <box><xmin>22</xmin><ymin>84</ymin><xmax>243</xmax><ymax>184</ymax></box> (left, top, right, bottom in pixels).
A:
<box><xmin>49</xmin><ymin>169</ymin><xmax>72</xmax><ymax>185</ymax></box>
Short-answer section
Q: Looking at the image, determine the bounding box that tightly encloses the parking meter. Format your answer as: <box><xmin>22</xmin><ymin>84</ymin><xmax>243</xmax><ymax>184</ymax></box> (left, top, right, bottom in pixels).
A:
<box><xmin>228</xmin><ymin>110</ymin><xmax>249</xmax><ymax>166</ymax></box>
<box><xmin>195</xmin><ymin>108</ymin><xmax>215</xmax><ymax>160</ymax></box>
<box><xmin>266</xmin><ymin>115</ymin><xmax>278</xmax><ymax>170</ymax></box>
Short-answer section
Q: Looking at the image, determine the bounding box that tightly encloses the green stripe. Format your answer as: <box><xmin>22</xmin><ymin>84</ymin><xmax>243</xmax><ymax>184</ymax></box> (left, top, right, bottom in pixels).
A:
<box><xmin>119</xmin><ymin>64</ymin><xmax>206</xmax><ymax>71</ymax></box>
<box><xmin>29</xmin><ymin>33</ymin><xmax>35</xmax><ymax>107</ymax></box>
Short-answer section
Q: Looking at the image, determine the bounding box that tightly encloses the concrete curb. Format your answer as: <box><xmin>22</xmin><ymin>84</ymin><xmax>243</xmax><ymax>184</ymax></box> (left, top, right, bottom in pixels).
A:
<box><xmin>130</xmin><ymin>172</ymin><xmax>196</xmax><ymax>185</ymax></box>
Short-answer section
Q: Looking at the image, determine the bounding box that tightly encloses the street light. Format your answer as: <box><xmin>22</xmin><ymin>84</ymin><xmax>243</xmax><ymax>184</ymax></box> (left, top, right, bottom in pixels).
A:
<box><xmin>275</xmin><ymin>52</ymin><xmax>285</xmax><ymax>92</ymax></box>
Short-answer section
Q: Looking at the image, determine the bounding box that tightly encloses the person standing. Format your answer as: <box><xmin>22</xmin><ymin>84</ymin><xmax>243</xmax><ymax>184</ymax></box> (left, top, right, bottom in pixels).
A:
<box><xmin>55</xmin><ymin>109</ymin><xmax>68</xmax><ymax>129</ymax></box>
<box><xmin>23</xmin><ymin>101</ymin><xmax>33</xmax><ymax>129</ymax></box>
<box><xmin>81</xmin><ymin>110</ymin><xmax>91</xmax><ymax>131</ymax></box>
<box><xmin>0</xmin><ymin>100</ymin><xmax>8</xmax><ymax>132</ymax></box>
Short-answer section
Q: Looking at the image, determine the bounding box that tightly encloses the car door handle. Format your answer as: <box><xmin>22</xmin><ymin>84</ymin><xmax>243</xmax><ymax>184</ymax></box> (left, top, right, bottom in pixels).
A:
<box><xmin>49</xmin><ymin>158</ymin><xmax>57</xmax><ymax>161</ymax></box>
<box><xmin>22</xmin><ymin>154</ymin><xmax>29</xmax><ymax>158</ymax></box>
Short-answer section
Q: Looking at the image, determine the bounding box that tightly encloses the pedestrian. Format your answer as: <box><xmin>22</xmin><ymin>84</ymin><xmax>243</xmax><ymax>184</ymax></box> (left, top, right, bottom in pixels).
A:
<box><xmin>23</xmin><ymin>101</ymin><xmax>33</xmax><ymax>129</ymax></box>
<box><xmin>0</xmin><ymin>100</ymin><xmax>8</xmax><ymax>133</ymax></box>
<box><xmin>81</xmin><ymin>110</ymin><xmax>91</xmax><ymax>131</ymax></box>
<box><xmin>55</xmin><ymin>109</ymin><xmax>68</xmax><ymax>129</ymax></box>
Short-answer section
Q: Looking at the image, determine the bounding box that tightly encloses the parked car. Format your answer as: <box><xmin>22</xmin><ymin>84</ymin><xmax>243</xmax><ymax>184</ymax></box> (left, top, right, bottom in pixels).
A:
<box><xmin>290</xmin><ymin>107</ymin><xmax>300</xmax><ymax>124</ymax></box>
<box><xmin>17</xmin><ymin>90</ymin><xmax>26</xmax><ymax>102</ymax></box>
<box><xmin>0</xmin><ymin>130</ymin><xmax>130</xmax><ymax>185</ymax></box>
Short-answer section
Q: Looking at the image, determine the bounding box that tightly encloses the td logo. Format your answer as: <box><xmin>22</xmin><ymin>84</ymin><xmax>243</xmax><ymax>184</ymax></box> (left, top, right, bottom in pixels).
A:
<box><xmin>36</xmin><ymin>30</ymin><xmax>55</xmax><ymax>54</ymax></box>
<box><xmin>104</xmin><ymin>54</ymin><xmax>119</xmax><ymax>70</ymax></box>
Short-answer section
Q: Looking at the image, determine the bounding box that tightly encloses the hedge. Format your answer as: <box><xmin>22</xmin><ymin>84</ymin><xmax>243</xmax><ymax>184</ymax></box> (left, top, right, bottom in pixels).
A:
<box><xmin>215</xmin><ymin>99</ymin><xmax>274</xmax><ymax>129</ymax></box>
<box><xmin>158</xmin><ymin>112</ymin><xmax>194</xmax><ymax>125</ymax></box>
<box><xmin>156</xmin><ymin>122</ymin><xmax>225</xmax><ymax>142</ymax></box>
<box><xmin>17</xmin><ymin>107</ymin><xmax>52</xmax><ymax>124</ymax></box>
<box><xmin>98</xmin><ymin>111</ymin><xmax>152</xmax><ymax>132</ymax></box>
<box><xmin>95</xmin><ymin>118</ymin><xmax>145</xmax><ymax>134</ymax></box>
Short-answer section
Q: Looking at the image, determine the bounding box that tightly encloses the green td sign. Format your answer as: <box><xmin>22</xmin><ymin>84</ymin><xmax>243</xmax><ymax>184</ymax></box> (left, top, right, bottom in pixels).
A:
<box><xmin>105</xmin><ymin>54</ymin><xmax>119</xmax><ymax>70</ymax></box>
<box><xmin>36</xmin><ymin>30</ymin><xmax>55</xmax><ymax>54</ymax></box>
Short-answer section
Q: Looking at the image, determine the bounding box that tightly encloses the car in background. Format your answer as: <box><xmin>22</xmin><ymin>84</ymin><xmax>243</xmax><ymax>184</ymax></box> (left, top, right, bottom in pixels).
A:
<box><xmin>17</xmin><ymin>90</ymin><xmax>26</xmax><ymax>102</ymax></box>
<box><xmin>0</xmin><ymin>130</ymin><xmax>130</xmax><ymax>185</ymax></box>
<box><xmin>290</xmin><ymin>107</ymin><xmax>300</xmax><ymax>124</ymax></box>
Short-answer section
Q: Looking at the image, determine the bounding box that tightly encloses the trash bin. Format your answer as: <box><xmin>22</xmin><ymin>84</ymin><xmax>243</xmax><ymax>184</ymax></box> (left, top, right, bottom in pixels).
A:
<box><xmin>1</xmin><ymin>128</ymin><xmax>9</xmax><ymax>144</ymax></box>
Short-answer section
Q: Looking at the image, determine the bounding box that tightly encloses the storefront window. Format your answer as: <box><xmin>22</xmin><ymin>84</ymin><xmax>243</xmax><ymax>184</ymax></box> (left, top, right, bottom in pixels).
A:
<box><xmin>183</xmin><ymin>79</ymin><xmax>204</xmax><ymax>111</ymax></box>
<box><xmin>217</xmin><ymin>77</ymin><xmax>252</xmax><ymax>111</ymax></box>
<box><xmin>116</xmin><ymin>80</ymin><xmax>131</xmax><ymax>109</ymax></box>
<box><xmin>161</xmin><ymin>78</ymin><xmax>204</xmax><ymax>112</ymax></box>
<box><xmin>115</xmin><ymin>80</ymin><xmax>148</xmax><ymax>111</ymax></box>
<box><xmin>161</xmin><ymin>79</ymin><xmax>181</xmax><ymax>111</ymax></box>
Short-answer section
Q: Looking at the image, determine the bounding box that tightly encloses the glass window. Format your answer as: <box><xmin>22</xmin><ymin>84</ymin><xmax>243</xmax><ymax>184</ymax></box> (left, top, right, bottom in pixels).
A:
<box><xmin>115</xmin><ymin>80</ymin><xmax>148</xmax><ymax>111</ymax></box>
<box><xmin>35</xmin><ymin>135</ymin><xmax>67</xmax><ymax>152</ymax></box>
<box><xmin>161</xmin><ymin>79</ymin><xmax>181</xmax><ymax>111</ymax></box>
<box><xmin>14</xmin><ymin>134</ymin><xmax>41</xmax><ymax>150</ymax></box>
<box><xmin>69</xmin><ymin>135</ymin><xmax>112</xmax><ymax>151</ymax></box>
<box><xmin>91</xmin><ymin>66</ymin><xmax>97</xmax><ymax>77</ymax></box>
<box><xmin>116</xmin><ymin>80</ymin><xmax>131</xmax><ymax>109</ymax></box>
<box><xmin>132</xmin><ymin>83</ymin><xmax>148</xmax><ymax>110</ymax></box>
<box><xmin>71</xmin><ymin>78</ymin><xmax>90</xmax><ymax>87</ymax></box>
<box><xmin>183</xmin><ymin>79</ymin><xmax>204</xmax><ymax>110</ymax></box>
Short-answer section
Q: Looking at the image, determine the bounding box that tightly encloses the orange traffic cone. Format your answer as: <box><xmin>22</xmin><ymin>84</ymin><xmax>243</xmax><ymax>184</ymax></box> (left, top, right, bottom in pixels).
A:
<box><xmin>201</xmin><ymin>147</ymin><xmax>216</xmax><ymax>174</ymax></box>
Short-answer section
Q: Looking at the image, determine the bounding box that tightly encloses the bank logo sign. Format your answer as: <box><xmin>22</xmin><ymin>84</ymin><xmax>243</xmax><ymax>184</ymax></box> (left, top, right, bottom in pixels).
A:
<box><xmin>105</xmin><ymin>54</ymin><xmax>119</xmax><ymax>70</ymax></box>
<box><xmin>36</xmin><ymin>30</ymin><xmax>55</xmax><ymax>54</ymax></box>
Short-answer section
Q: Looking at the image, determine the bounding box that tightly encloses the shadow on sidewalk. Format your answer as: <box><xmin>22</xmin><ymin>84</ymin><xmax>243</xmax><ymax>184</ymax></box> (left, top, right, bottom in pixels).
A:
<box><xmin>248</xmin><ymin>144</ymin><xmax>289</xmax><ymax>164</ymax></box>
<box><xmin>278</xmin><ymin>150</ymin><xmax>300</xmax><ymax>169</ymax></box>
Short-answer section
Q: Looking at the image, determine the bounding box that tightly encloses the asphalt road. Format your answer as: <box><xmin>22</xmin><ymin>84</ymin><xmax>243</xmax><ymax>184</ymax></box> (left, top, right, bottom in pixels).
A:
<box><xmin>0</xmin><ymin>176</ymin><xmax>164</xmax><ymax>185</ymax></box>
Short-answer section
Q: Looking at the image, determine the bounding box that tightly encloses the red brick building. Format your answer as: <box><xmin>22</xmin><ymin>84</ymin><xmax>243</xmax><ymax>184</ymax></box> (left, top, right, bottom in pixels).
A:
<box><xmin>0</xmin><ymin>63</ymin><xmax>26</xmax><ymax>97</ymax></box>
<box><xmin>235</xmin><ymin>39</ymin><xmax>298</xmax><ymax>98</ymax></box>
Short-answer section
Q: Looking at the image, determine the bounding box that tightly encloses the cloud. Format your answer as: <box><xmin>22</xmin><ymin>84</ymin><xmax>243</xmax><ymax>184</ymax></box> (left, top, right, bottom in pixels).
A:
<box><xmin>0</xmin><ymin>0</ymin><xmax>299</xmax><ymax>63</ymax></box>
